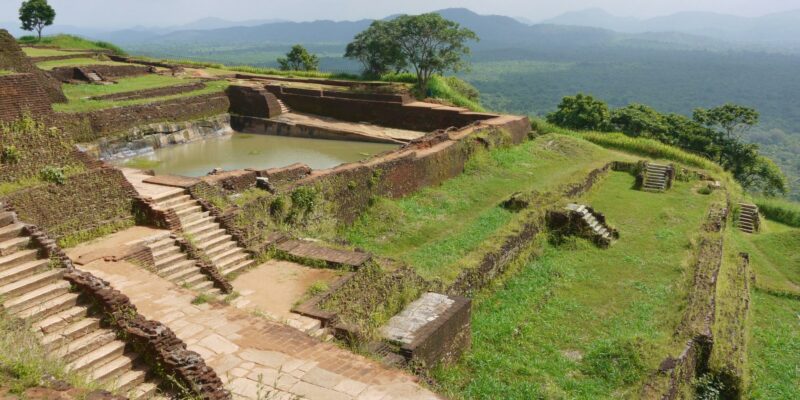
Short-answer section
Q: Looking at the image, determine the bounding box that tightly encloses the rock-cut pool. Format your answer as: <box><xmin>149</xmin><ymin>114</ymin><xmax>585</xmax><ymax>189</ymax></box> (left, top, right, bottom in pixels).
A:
<box><xmin>113</xmin><ymin>133</ymin><xmax>398</xmax><ymax>177</ymax></box>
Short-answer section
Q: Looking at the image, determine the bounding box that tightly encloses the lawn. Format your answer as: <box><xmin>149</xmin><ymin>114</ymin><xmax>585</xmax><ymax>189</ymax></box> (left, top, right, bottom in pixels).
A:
<box><xmin>343</xmin><ymin>134</ymin><xmax>636</xmax><ymax>282</ymax></box>
<box><xmin>35</xmin><ymin>57</ymin><xmax>133</xmax><ymax>70</ymax></box>
<box><xmin>21</xmin><ymin>47</ymin><xmax>88</xmax><ymax>57</ymax></box>
<box><xmin>54</xmin><ymin>79</ymin><xmax>229</xmax><ymax>113</ymax></box>
<box><xmin>433</xmin><ymin>171</ymin><xmax>717</xmax><ymax>399</ymax></box>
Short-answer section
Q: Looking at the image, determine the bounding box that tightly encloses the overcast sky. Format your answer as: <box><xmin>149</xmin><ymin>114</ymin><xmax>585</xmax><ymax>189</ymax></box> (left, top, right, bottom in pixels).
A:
<box><xmin>1</xmin><ymin>0</ymin><xmax>799</xmax><ymax>28</ymax></box>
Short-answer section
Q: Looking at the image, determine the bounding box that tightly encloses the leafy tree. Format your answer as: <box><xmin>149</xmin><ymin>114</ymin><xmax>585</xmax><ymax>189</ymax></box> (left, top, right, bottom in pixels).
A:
<box><xmin>390</xmin><ymin>13</ymin><xmax>478</xmax><ymax>93</ymax></box>
<box><xmin>546</xmin><ymin>93</ymin><xmax>611</xmax><ymax>131</ymax></box>
<box><xmin>610</xmin><ymin>103</ymin><xmax>669</xmax><ymax>139</ymax></box>
<box><xmin>345</xmin><ymin>21</ymin><xmax>406</xmax><ymax>78</ymax></box>
<box><xmin>277</xmin><ymin>45</ymin><xmax>319</xmax><ymax>72</ymax></box>
<box><xmin>19</xmin><ymin>0</ymin><xmax>55</xmax><ymax>41</ymax></box>
<box><xmin>693</xmin><ymin>103</ymin><xmax>760</xmax><ymax>140</ymax></box>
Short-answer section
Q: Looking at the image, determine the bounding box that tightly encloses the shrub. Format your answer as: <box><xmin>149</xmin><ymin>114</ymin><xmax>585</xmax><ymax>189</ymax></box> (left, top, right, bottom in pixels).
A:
<box><xmin>1</xmin><ymin>145</ymin><xmax>21</xmax><ymax>164</ymax></box>
<box><xmin>291</xmin><ymin>186</ymin><xmax>317</xmax><ymax>214</ymax></box>
<box><xmin>269</xmin><ymin>197</ymin><xmax>287</xmax><ymax>219</ymax></box>
<box><xmin>39</xmin><ymin>166</ymin><xmax>65</xmax><ymax>185</ymax></box>
<box><xmin>754</xmin><ymin>196</ymin><xmax>800</xmax><ymax>227</ymax></box>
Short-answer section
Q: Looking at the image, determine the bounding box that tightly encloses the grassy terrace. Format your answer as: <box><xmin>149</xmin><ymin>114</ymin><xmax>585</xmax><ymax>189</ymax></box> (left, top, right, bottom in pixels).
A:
<box><xmin>343</xmin><ymin>134</ymin><xmax>637</xmax><ymax>283</ymax></box>
<box><xmin>35</xmin><ymin>57</ymin><xmax>133</xmax><ymax>70</ymax></box>
<box><xmin>433</xmin><ymin>171</ymin><xmax>719</xmax><ymax>399</ymax></box>
<box><xmin>22</xmin><ymin>47</ymin><xmax>89</xmax><ymax>57</ymax></box>
<box><xmin>54</xmin><ymin>77</ymin><xmax>229</xmax><ymax>113</ymax></box>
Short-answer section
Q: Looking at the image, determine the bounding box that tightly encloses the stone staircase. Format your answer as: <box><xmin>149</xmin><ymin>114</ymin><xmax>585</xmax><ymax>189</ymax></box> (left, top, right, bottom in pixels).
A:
<box><xmin>566</xmin><ymin>203</ymin><xmax>616</xmax><ymax>244</ymax></box>
<box><xmin>276</xmin><ymin>98</ymin><xmax>291</xmax><ymax>114</ymax></box>
<box><xmin>738</xmin><ymin>203</ymin><xmax>760</xmax><ymax>234</ymax></box>
<box><xmin>0</xmin><ymin>210</ymin><xmax>166</xmax><ymax>399</ymax></box>
<box><xmin>149</xmin><ymin>189</ymin><xmax>254</xmax><ymax>278</ymax></box>
<box><xmin>142</xmin><ymin>232</ymin><xmax>223</xmax><ymax>295</ymax></box>
<box><xmin>643</xmin><ymin>162</ymin><xmax>671</xmax><ymax>192</ymax></box>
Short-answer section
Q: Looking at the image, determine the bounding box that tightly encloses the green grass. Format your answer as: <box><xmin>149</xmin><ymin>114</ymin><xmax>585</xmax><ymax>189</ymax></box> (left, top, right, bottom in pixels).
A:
<box><xmin>54</xmin><ymin>80</ymin><xmax>230</xmax><ymax>113</ymax></box>
<box><xmin>21</xmin><ymin>47</ymin><xmax>88</xmax><ymax>57</ymax></box>
<box><xmin>60</xmin><ymin>75</ymin><xmax>196</xmax><ymax>100</ymax></box>
<box><xmin>754</xmin><ymin>196</ymin><xmax>800</xmax><ymax>227</ymax></box>
<box><xmin>35</xmin><ymin>57</ymin><xmax>133</xmax><ymax>71</ymax></box>
<box><xmin>433</xmin><ymin>172</ymin><xmax>717</xmax><ymax>399</ymax></box>
<box><xmin>729</xmin><ymin>220</ymin><xmax>800</xmax><ymax>297</ymax></box>
<box><xmin>18</xmin><ymin>34</ymin><xmax>126</xmax><ymax>55</ymax></box>
<box><xmin>746</xmin><ymin>290</ymin><xmax>800</xmax><ymax>399</ymax></box>
<box><xmin>427</xmin><ymin>75</ymin><xmax>485</xmax><ymax>112</ymax></box>
<box><xmin>343</xmin><ymin>134</ymin><xmax>635</xmax><ymax>282</ymax></box>
<box><xmin>0</xmin><ymin>69</ymin><xmax>14</xmax><ymax>76</ymax></box>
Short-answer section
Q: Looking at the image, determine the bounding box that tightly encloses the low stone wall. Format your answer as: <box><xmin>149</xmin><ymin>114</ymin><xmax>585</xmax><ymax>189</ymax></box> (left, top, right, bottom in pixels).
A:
<box><xmin>49</xmin><ymin>64</ymin><xmax>151</xmax><ymax>82</ymax></box>
<box><xmin>72</xmin><ymin>92</ymin><xmax>230</xmax><ymax>141</ymax></box>
<box><xmin>0</xmin><ymin>73</ymin><xmax>54</xmax><ymax>123</ymax></box>
<box><xmin>266</xmin><ymin>84</ymin><xmax>497</xmax><ymax>132</ymax></box>
<box><xmin>235</xmin><ymin>73</ymin><xmax>395</xmax><ymax>89</ymax></box>
<box><xmin>232</xmin><ymin>115</ymin><xmax>403</xmax><ymax>144</ymax></box>
<box><xmin>28</xmin><ymin>52</ymin><xmax>95</xmax><ymax>63</ymax></box>
<box><xmin>107</xmin><ymin>55</ymin><xmax>183</xmax><ymax>71</ymax></box>
<box><xmin>91</xmin><ymin>82</ymin><xmax>206</xmax><ymax>101</ymax></box>
<box><xmin>2</xmin><ymin>167</ymin><xmax>137</xmax><ymax>240</ymax></box>
<box><xmin>201</xmin><ymin>169</ymin><xmax>257</xmax><ymax>193</ymax></box>
<box><xmin>225</xmin><ymin>85</ymin><xmax>282</xmax><ymax>118</ymax></box>
<box><xmin>82</xmin><ymin>114</ymin><xmax>232</xmax><ymax>160</ymax></box>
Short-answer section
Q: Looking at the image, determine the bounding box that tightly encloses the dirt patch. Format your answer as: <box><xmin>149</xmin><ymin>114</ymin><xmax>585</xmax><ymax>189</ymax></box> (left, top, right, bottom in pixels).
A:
<box><xmin>232</xmin><ymin>260</ymin><xmax>341</xmax><ymax>319</ymax></box>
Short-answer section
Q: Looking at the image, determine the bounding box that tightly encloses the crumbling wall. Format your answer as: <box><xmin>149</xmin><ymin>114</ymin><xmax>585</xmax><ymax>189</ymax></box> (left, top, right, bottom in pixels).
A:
<box><xmin>0</xmin><ymin>116</ymin><xmax>82</xmax><ymax>183</ymax></box>
<box><xmin>0</xmin><ymin>29</ymin><xmax>66</xmax><ymax>103</ymax></box>
<box><xmin>49</xmin><ymin>64</ymin><xmax>151</xmax><ymax>82</ymax></box>
<box><xmin>3</xmin><ymin>167</ymin><xmax>137</xmax><ymax>240</ymax></box>
<box><xmin>226</xmin><ymin>85</ymin><xmax>282</xmax><ymax>118</ymax></box>
<box><xmin>0</xmin><ymin>73</ymin><xmax>54</xmax><ymax>123</ymax></box>
<box><xmin>266</xmin><ymin>84</ymin><xmax>496</xmax><ymax>132</ymax></box>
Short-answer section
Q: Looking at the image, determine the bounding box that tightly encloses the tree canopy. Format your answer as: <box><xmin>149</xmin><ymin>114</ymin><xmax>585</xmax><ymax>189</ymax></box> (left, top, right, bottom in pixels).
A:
<box><xmin>277</xmin><ymin>45</ymin><xmax>319</xmax><ymax>72</ymax></box>
<box><xmin>545</xmin><ymin>93</ymin><xmax>611</xmax><ymax>132</ymax></box>
<box><xmin>19</xmin><ymin>0</ymin><xmax>55</xmax><ymax>41</ymax></box>
<box><xmin>345</xmin><ymin>13</ymin><xmax>478</xmax><ymax>93</ymax></box>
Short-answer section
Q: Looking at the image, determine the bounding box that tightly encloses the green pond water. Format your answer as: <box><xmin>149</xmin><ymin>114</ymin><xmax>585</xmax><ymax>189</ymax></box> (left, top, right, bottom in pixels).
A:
<box><xmin>115</xmin><ymin>133</ymin><xmax>398</xmax><ymax>177</ymax></box>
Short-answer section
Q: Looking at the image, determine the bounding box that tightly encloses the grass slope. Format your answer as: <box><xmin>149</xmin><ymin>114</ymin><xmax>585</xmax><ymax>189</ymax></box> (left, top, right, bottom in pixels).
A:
<box><xmin>433</xmin><ymin>171</ymin><xmax>717</xmax><ymax>399</ymax></box>
<box><xmin>18</xmin><ymin>34</ymin><xmax>125</xmax><ymax>55</ymax></box>
<box><xmin>35</xmin><ymin>57</ymin><xmax>133</xmax><ymax>71</ymax></box>
<box><xmin>343</xmin><ymin>134</ymin><xmax>634</xmax><ymax>282</ymax></box>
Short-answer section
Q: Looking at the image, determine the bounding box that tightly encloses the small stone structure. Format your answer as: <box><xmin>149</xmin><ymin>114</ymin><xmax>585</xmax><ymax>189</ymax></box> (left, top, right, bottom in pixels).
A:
<box><xmin>737</xmin><ymin>203</ymin><xmax>760</xmax><ymax>234</ymax></box>
<box><xmin>641</xmin><ymin>162</ymin><xmax>675</xmax><ymax>192</ymax></box>
<box><xmin>381</xmin><ymin>293</ymin><xmax>471</xmax><ymax>367</ymax></box>
<box><xmin>546</xmin><ymin>204</ymin><xmax>619</xmax><ymax>248</ymax></box>
<box><xmin>226</xmin><ymin>85</ymin><xmax>284</xmax><ymax>118</ymax></box>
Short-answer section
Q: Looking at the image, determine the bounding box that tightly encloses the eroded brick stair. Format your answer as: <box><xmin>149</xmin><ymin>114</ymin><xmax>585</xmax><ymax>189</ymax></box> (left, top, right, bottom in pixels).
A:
<box><xmin>143</xmin><ymin>233</ymin><xmax>222</xmax><ymax>295</ymax></box>
<box><xmin>0</xmin><ymin>210</ymin><xmax>166</xmax><ymax>399</ymax></box>
<box><xmin>643</xmin><ymin>162</ymin><xmax>671</xmax><ymax>192</ymax></box>
<box><xmin>566</xmin><ymin>203</ymin><xmax>616</xmax><ymax>243</ymax></box>
<box><xmin>738</xmin><ymin>203</ymin><xmax>760</xmax><ymax>234</ymax></box>
<box><xmin>150</xmin><ymin>189</ymin><xmax>254</xmax><ymax>278</ymax></box>
<box><xmin>276</xmin><ymin>98</ymin><xmax>291</xmax><ymax>114</ymax></box>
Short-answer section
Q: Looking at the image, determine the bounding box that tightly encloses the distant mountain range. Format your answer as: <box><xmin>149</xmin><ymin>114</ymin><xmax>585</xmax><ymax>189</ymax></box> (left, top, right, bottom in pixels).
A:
<box><xmin>541</xmin><ymin>8</ymin><xmax>800</xmax><ymax>48</ymax></box>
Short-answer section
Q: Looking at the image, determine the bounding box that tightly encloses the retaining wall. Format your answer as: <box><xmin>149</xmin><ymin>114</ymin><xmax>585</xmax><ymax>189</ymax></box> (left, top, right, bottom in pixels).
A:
<box><xmin>0</xmin><ymin>73</ymin><xmax>53</xmax><ymax>123</ymax></box>
<box><xmin>0</xmin><ymin>29</ymin><xmax>66</xmax><ymax>103</ymax></box>
<box><xmin>91</xmin><ymin>82</ymin><xmax>205</xmax><ymax>101</ymax></box>
<box><xmin>49</xmin><ymin>64</ymin><xmax>151</xmax><ymax>82</ymax></box>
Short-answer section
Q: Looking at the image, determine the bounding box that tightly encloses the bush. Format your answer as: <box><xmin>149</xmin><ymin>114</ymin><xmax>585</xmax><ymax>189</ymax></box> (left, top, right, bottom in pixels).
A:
<box><xmin>1</xmin><ymin>145</ymin><xmax>20</xmax><ymax>164</ymax></box>
<box><xmin>39</xmin><ymin>166</ymin><xmax>65</xmax><ymax>185</ymax></box>
<box><xmin>426</xmin><ymin>75</ymin><xmax>485</xmax><ymax>112</ymax></box>
<box><xmin>754</xmin><ymin>197</ymin><xmax>800</xmax><ymax>227</ymax></box>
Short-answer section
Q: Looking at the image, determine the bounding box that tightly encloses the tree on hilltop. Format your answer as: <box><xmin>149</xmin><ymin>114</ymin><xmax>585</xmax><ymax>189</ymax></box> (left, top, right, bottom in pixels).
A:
<box><xmin>345</xmin><ymin>13</ymin><xmax>478</xmax><ymax>94</ymax></box>
<box><xmin>19</xmin><ymin>0</ymin><xmax>55</xmax><ymax>41</ymax></box>
<box><xmin>278</xmin><ymin>45</ymin><xmax>319</xmax><ymax>72</ymax></box>
<box><xmin>546</xmin><ymin>93</ymin><xmax>611</xmax><ymax>131</ymax></box>
<box><xmin>693</xmin><ymin>103</ymin><xmax>760</xmax><ymax>140</ymax></box>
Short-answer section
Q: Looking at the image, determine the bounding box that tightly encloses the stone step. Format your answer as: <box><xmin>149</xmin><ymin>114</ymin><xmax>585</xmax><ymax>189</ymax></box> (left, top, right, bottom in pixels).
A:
<box><xmin>167</xmin><ymin>199</ymin><xmax>199</xmax><ymax>213</ymax></box>
<box><xmin>0</xmin><ymin>223</ymin><xmax>24</xmax><ymax>241</ymax></box>
<box><xmin>182</xmin><ymin>216</ymin><xmax>216</xmax><ymax>233</ymax></box>
<box><xmin>149</xmin><ymin>189</ymin><xmax>186</xmax><ymax>204</ymax></box>
<box><xmin>223</xmin><ymin>259</ymin><xmax>253</xmax><ymax>277</ymax></box>
<box><xmin>112</xmin><ymin>369</ymin><xmax>147</xmax><ymax>394</ymax></box>
<box><xmin>209</xmin><ymin>247</ymin><xmax>241</xmax><ymax>265</ymax></box>
<box><xmin>55</xmin><ymin>329</ymin><xmax>116</xmax><ymax>362</ymax></box>
<box><xmin>647</xmin><ymin>164</ymin><xmax>668</xmax><ymax>170</ymax></box>
<box><xmin>175</xmin><ymin>205</ymin><xmax>203</xmax><ymax>218</ymax></box>
<box><xmin>69</xmin><ymin>340</ymin><xmax>126</xmax><ymax>373</ymax></box>
<box><xmin>164</xmin><ymin>264</ymin><xmax>200</xmax><ymax>283</ymax></box>
<box><xmin>158</xmin><ymin>259</ymin><xmax>196</xmax><ymax>277</ymax></box>
<box><xmin>154</xmin><ymin>252</ymin><xmax>189</xmax><ymax>269</ymax></box>
<box><xmin>92</xmin><ymin>352</ymin><xmax>140</xmax><ymax>383</ymax></box>
<box><xmin>147</xmin><ymin>238</ymin><xmax>176</xmax><ymax>253</ymax></box>
<box><xmin>193</xmin><ymin>228</ymin><xmax>226</xmax><ymax>244</ymax></box>
<box><xmin>196</xmin><ymin>233</ymin><xmax>232</xmax><ymax>251</ymax></box>
<box><xmin>204</xmin><ymin>241</ymin><xmax>236</xmax><ymax>259</ymax></box>
<box><xmin>157</xmin><ymin>194</ymin><xmax>191</xmax><ymax>209</ymax></box>
<box><xmin>0</xmin><ymin>258</ymin><xmax>50</xmax><ymax>286</ymax></box>
<box><xmin>34</xmin><ymin>305</ymin><xmax>90</xmax><ymax>334</ymax></box>
<box><xmin>179</xmin><ymin>211</ymin><xmax>211</xmax><ymax>225</ymax></box>
<box><xmin>130</xmin><ymin>381</ymin><xmax>161</xmax><ymax>400</ymax></box>
<box><xmin>206</xmin><ymin>287</ymin><xmax>222</xmax><ymax>297</ymax></box>
<box><xmin>184</xmin><ymin>221</ymin><xmax>218</xmax><ymax>238</ymax></box>
<box><xmin>0</xmin><ymin>270</ymin><xmax>65</xmax><ymax>303</ymax></box>
<box><xmin>177</xmin><ymin>272</ymin><xmax>207</xmax><ymax>287</ymax></box>
<box><xmin>42</xmin><ymin>317</ymin><xmax>102</xmax><ymax>349</ymax></box>
<box><xmin>0</xmin><ymin>212</ymin><xmax>16</xmax><ymax>228</ymax></box>
<box><xmin>213</xmin><ymin>248</ymin><xmax>248</xmax><ymax>269</ymax></box>
<box><xmin>192</xmin><ymin>280</ymin><xmax>215</xmax><ymax>292</ymax></box>
<box><xmin>0</xmin><ymin>236</ymin><xmax>31</xmax><ymax>256</ymax></box>
<box><xmin>152</xmin><ymin>245</ymin><xmax>181</xmax><ymax>261</ymax></box>
<box><xmin>15</xmin><ymin>292</ymin><xmax>80</xmax><ymax>322</ymax></box>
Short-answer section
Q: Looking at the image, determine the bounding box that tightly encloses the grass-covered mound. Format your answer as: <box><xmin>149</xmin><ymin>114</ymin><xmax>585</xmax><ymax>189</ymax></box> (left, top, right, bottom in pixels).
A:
<box><xmin>35</xmin><ymin>57</ymin><xmax>132</xmax><ymax>71</ymax></box>
<box><xmin>18</xmin><ymin>34</ymin><xmax>125</xmax><ymax>55</ymax></box>
<box><xmin>432</xmin><ymin>171</ymin><xmax>719</xmax><ymax>398</ymax></box>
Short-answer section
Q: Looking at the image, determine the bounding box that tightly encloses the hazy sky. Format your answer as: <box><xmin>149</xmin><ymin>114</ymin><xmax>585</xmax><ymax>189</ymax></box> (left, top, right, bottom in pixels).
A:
<box><xmin>1</xmin><ymin>0</ymin><xmax>798</xmax><ymax>28</ymax></box>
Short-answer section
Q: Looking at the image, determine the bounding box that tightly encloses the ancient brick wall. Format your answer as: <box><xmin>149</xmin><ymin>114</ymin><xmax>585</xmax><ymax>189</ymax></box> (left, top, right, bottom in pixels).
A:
<box><xmin>399</xmin><ymin>296</ymin><xmax>472</xmax><ymax>367</ymax></box>
<box><xmin>0</xmin><ymin>117</ymin><xmax>84</xmax><ymax>183</ymax></box>
<box><xmin>75</xmin><ymin>92</ymin><xmax>230</xmax><ymax>140</ymax></box>
<box><xmin>265</xmin><ymin>84</ymin><xmax>496</xmax><ymax>132</ymax></box>
<box><xmin>225</xmin><ymin>85</ymin><xmax>282</xmax><ymax>118</ymax></box>
<box><xmin>49</xmin><ymin>64</ymin><xmax>151</xmax><ymax>82</ymax></box>
<box><xmin>91</xmin><ymin>82</ymin><xmax>205</xmax><ymax>101</ymax></box>
<box><xmin>0</xmin><ymin>73</ymin><xmax>53</xmax><ymax>123</ymax></box>
<box><xmin>0</xmin><ymin>29</ymin><xmax>66</xmax><ymax>103</ymax></box>
<box><xmin>3</xmin><ymin>167</ymin><xmax>137</xmax><ymax>239</ymax></box>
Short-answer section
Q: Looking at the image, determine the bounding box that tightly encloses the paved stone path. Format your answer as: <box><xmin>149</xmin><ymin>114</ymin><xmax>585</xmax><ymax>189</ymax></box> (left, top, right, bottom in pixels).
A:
<box><xmin>78</xmin><ymin>260</ymin><xmax>440</xmax><ymax>400</ymax></box>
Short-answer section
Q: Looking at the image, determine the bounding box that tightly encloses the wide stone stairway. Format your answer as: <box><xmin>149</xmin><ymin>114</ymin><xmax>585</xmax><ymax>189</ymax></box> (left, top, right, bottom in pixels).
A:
<box><xmin>149</xmin><ymin>188</ymin><xmax>254</xmax><ymax>278</ymax></box>
<box><xmin>0</xmin><ymin>210</ymin><xmax>165</xmax><ymax>399</ymax></box>
<box><xmin>643</xmin><ymin>162</ymin><xmax>671</xmax><ymax>191</ymax></box>
<box><xmin>142</xmin><ymin>231</ymin><xmax>224</xmax><ymax>294</ymax></box>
